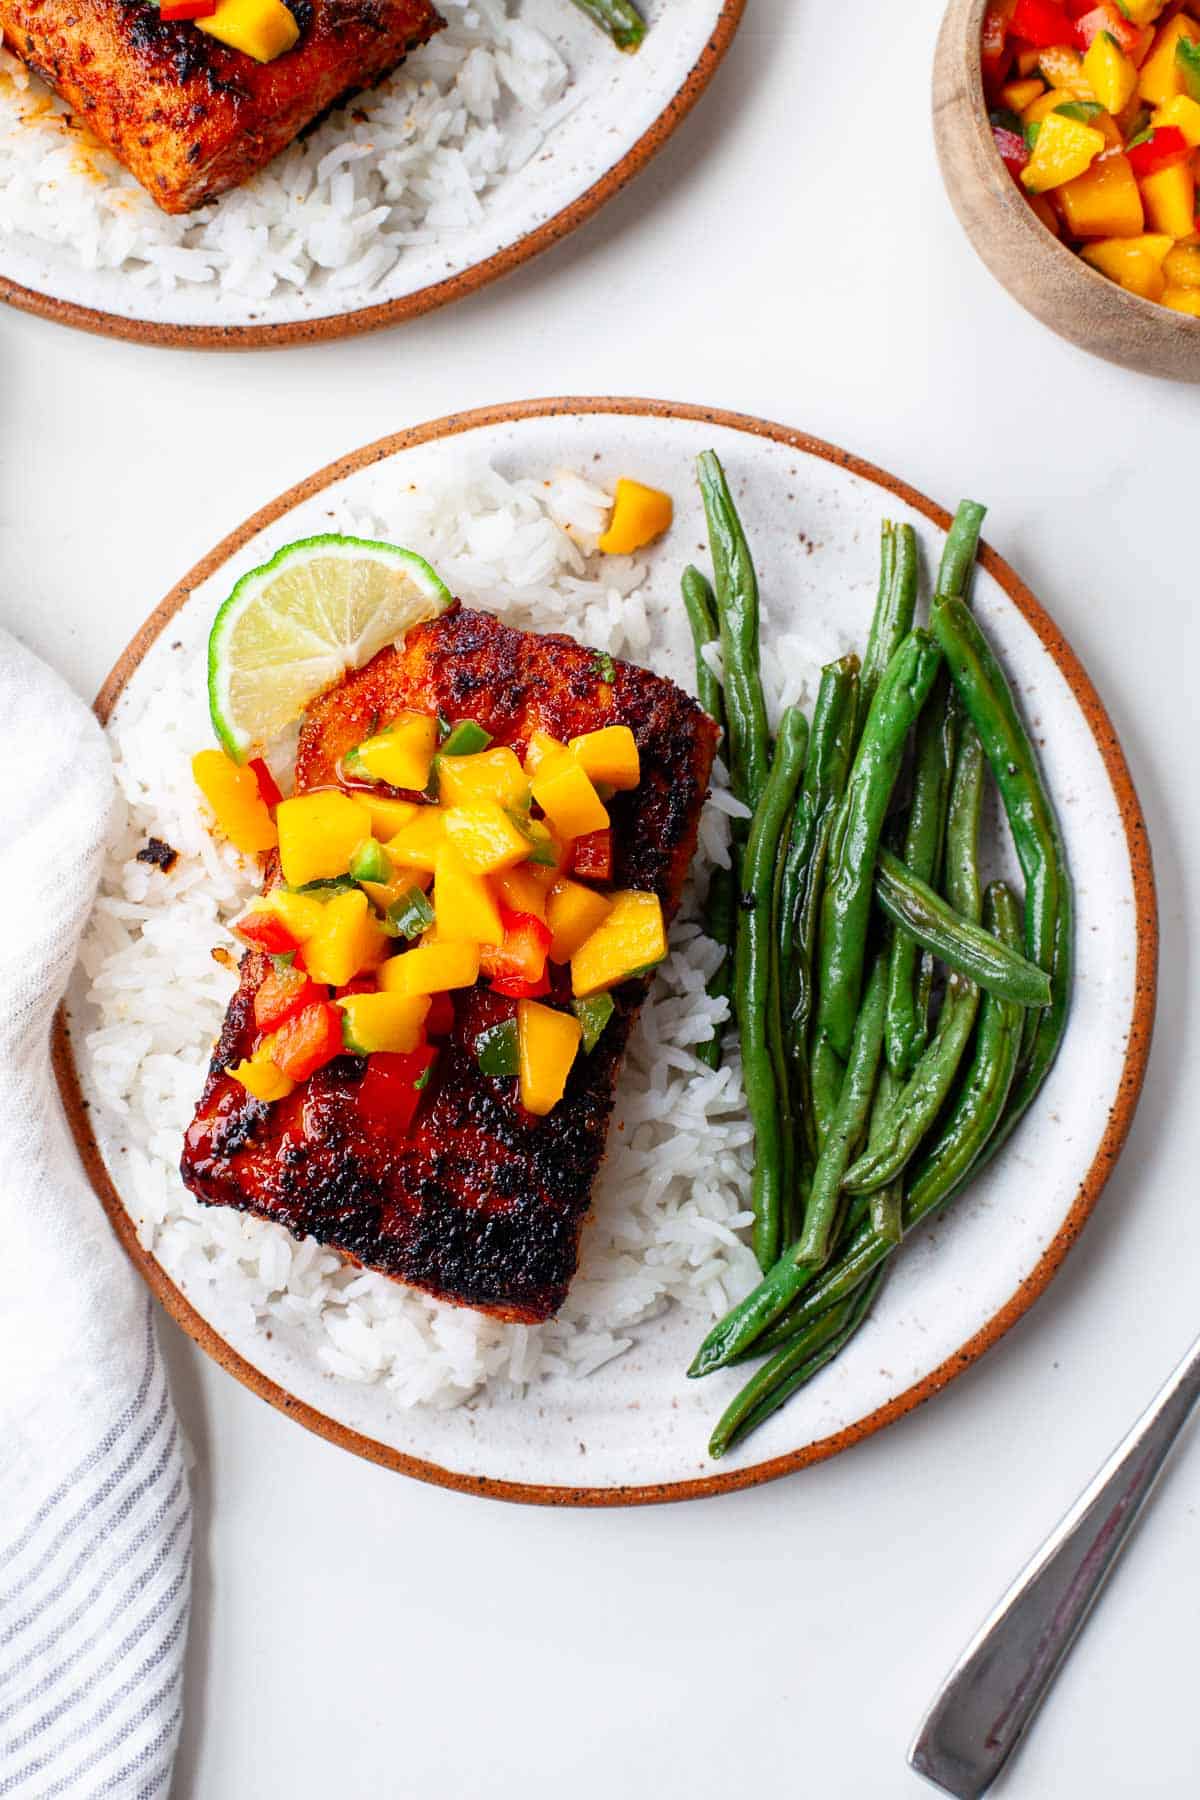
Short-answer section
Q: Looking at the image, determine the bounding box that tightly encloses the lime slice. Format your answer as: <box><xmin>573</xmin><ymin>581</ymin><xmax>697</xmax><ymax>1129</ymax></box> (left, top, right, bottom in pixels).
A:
<box><xmin>207</xmin><ymin>534</ymin><xmax>452</xmax><ymax>761</ymax></box>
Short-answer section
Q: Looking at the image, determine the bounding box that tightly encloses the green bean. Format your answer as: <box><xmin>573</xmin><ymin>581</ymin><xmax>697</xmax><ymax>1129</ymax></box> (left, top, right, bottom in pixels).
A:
<box><xmin>681</xmin><ymin>565</ymin><xmax>724</xmax><ymax>726</ymax></box>
<box><xmin>809</xmin><ymin>1030</ymin><xmax>844</xmax><ymax>1149</ymax></box>
<box><xmin>737</xmin><ymin>707</ymin><xmax>809</xmax><ymax>1269</ymax></box>
<box><xmin>930</xmin><ymin>595</ymin><xmax>1073</xmax><ymax>1149</ymax></box>
<box><xmin>778</xmin><ymin>660</ymin><xmax>859</xmax><ymax>1161</ymax></box>
<box><xmin>866</xmin><ymin>1068</ymin><xmax>903</xmax><ymax>1244</ymax></box>
<box><xmin>816</xmin><ymin>631</ymin><xmax>942</xmax><ymax>1060</ymax></box>
<box><xmin>742</xmin><ymin>882</ymin><xmax>1027</xmax><ymax>1364</ymax></box>
<box><xmin>860</xmin><ymin>522</ymin><xmax>918</xmax><ymax>729</ymax></box>
<box><xmin>566</xmin><ymin>0</ymin><xmax>646</xmax><ymax>51</ymax></box>
<box><xmin>697</xmin><ymin>452</ymin><xmax>771</xmax><ymax>814</ymax></box>
<box><xmin>681</xmin><ymin>565</ymin><xmax>734</xmax><ymax>1072</ymax></box>
<box><xmin>936</xmin><ymin>499</ymin><xmax>987</xmax><ymax>603</ymax></box>
<box><xmin>875</xmin><ymin>849</ymin><xmax>1051</xmax><ymax>1008</ymax></box>
<box><xmin>942</xmin><ymin>729</ymin><xmax>986</xmax><ymax>924</ymax></box>
<box><xmin>885</xmin><ymin>669</ymin><xmax>958</xmax><ymax>1076</ymax></box>
<box><xmin>795</xmin><ymin>953</ymin><xmax>888</xmax><ymax>1268</ymax></box>
<box><xmin>708</xmin><ymin>1267</ymin><xmax>887</xmax><ymax>1458</ymax></box>
<box><xmin>843</xmin><ymin>974</ymin><xmax>979</xmax><ymax>1193</ymax></box>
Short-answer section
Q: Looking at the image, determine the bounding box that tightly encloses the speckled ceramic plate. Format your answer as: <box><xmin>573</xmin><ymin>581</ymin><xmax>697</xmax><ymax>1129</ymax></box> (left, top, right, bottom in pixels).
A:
<box><xmin>0</xmin><ymin>0</ymin><xmax>740</xmax><ymax>349</ymax></box>
<box><xmin>56</xmin><ymin>398</ymin><xmax>1157</xmax><ymax>1504</ymax></box>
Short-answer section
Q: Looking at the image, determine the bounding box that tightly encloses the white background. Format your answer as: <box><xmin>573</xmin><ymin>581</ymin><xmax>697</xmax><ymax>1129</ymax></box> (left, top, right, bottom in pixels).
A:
<box><xmin>3</xmin><ymin>0</ymin><xmax>1198</xmax><ymax>1793</ymax></box>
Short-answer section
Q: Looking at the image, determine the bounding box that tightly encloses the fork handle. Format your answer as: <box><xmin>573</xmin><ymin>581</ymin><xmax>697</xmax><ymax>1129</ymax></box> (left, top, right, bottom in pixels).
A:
<box><xmin>909</xmin><ymin>1331</ymin><xmax>1200</xmax><ymax>1799</ymax></box>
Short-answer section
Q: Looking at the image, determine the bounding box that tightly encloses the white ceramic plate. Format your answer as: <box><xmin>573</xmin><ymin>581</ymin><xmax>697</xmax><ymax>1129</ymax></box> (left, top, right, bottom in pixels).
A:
<box><xmin>0</xmin><ymin>0</ymin><xmax>740</xmax><ymax>348</ymax></box>
<box><xmin>58</xmin><ymin>398</ymin><xmax>1156</xmax><ymax>1504</ymax></box>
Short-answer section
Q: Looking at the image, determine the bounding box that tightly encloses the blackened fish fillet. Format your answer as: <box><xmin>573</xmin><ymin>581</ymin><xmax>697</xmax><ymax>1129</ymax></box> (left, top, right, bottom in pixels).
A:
<box><xmin>181</xmin><ymin>606</ymin><xmax>719</xmax><ymax>1322</ymax></box>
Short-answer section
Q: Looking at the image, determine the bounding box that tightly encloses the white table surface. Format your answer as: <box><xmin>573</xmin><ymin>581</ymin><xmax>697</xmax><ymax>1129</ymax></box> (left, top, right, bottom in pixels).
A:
<box><xmin>3</xmin><ymin>1</ymin><xmax>1198</xmax><ymax>1793</ymax></box>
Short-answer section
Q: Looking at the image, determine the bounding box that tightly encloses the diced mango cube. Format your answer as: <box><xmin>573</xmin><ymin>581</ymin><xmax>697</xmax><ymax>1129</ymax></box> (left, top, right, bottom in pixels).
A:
<box><xmin>1001</xmin><ymin>77</ymin><xmax>1046</xmax><ymax>112</ymax></box>
<box><xmin>228</xmin><ymin>1046</ymin><xmax>294</xmax><ymax>1102</ymax></box>
<box><xmin>1152</xmin><ymin>94</ymin><xmax>1200</xmax><ymax>147</ymax></box>
<box><xmin>532</xmin><ymin>758</ymin><xmax>609</xmax><ymax>840</ymax></box>
<box><xmin>275</xmin><ymin>790</ymin><xmax>372</xmax><ymax>888</ymax></box>
<box><xmin>357</xmin><ymin>795</ymin><xmax>420</xmax><ymax>840</ymax></box>
<box><xmin>570</xmin><ymin>891</ymin><xmax>666</xmax><ymax>997</ymax></box>
<box><xmin>1037</xmin><ymin>45</ymin><xmax>1093</xmax><ymax>98</ymax></box>
<box><xmin>346</xmin><ymin>711</ymin><xmax>438</xmax><ymax>792</ymax></box>
<box><xmin>1080</xmin><ymin>231</ymin><xmax>1174</xmax><ymax>297</ymax></box>
<box><xmin>433</xmin><ymin>842</ymin><xmax>504</xmax><ymax>944</ymax></box>
<box><xmin>192</xmin><ymin>749</ymin><xmax>278</xmax><ymax>855</ymax></box>
<box><xmin>1139</xmin><ymin>157</ymin><xmax>1196</xmax><ymax>235</ymax></box>
<box><xmin>1118</xmin><ymin>0</ymin><xmax>1166</xmax><ymax>22</ymax></box>
<box><xmin>1138</xmin><ymin>15</ymin><xmax>1200</xmax><ymax>106</ymax></box>
<box><xmin>1164</xmin><ymin>241</ymin><xmax>1200</xmax><ymax>285</ymax></box>
<box><xmin>1022</xmin><ymin>87</ymin><xmax>1083</xmax><ymax>125</ymax></box>
<box><xmin>383</xmin><ymin>807</ymin><xmax>446</xmax><ymax>873</ymax></box>
<box><xmin>1021</xmin><ymin>112</ymin><xmax>1107</xmax><ymax>192</ymax></box>
<box><xmin>546</xmin><ymin>880</ymin><xmax>614</xmax><ymax>964</ymax></box>
<box><xmin>1162</xmin><ymin>284</ymin><xmax>1200</xmax><ymax>312</ymax></box>
<box><xmin>597</xmin><ymin>479</ymin><xmax>674</xmax><ymax>555</ymax></box>
<box><xmin>493</xmin><ymin>864</ymin><xmax>550</xmax><ymax>920</ymax></box>
<box><xmin>379</xmin><ymin>941</ymin><xmax>481</xmax><ymax>996</ymax></box>
<box><xmin>359</xmin><ymin>866</ymin><xmax>432</xmax><ymax>913</ymax></box>
<box><xmin>516</xmin><ymin>1000</ymin><xmax>582</xmax><ymax>1116</ymax></box>
<box><xmin>436</xmin><ymin>747</ymin><xmax>529</xmax><ymax>810</ymax></box>
<box><xmin>1059</xmin><ymin>152</ymin><xmax>1144</xmax><ymax>235</ymax></box>
<box><xmin>246</xmin><ymin>888</ymin><xmax>328</xmax><ymax>942</ymax></box>
<box><xmin>519</xmin><ymin>820</ymin><xmax>572</xmax><ymax>892</ymax></box>
<box><xmin>336</xmin><ymin>992</ymin><xmax>430</xmax><ymax>1055</ymax></box>
<box><xmin>443</xmin><ymin>802</ymin><xmax>532</xmax><ymax>875</ymax></box>
<box><xmin>568</xmin><ymin>725</ymin><xmax>640</xmax><ymax>791</ymax></box>
<box><xmin>523</xmin><ymin>730</ymin><xmax>569</xmax><ymax>778</ymax></box>
<box><xmin>196</xmin><ymin>0</ymin><xmax>299</xmax><ymax>61</ymax></box>
<box><xmin>299</xmin><ymin>888</ymin><xmax>387</xmax><ymax>987</ymax></box>
<box><xmin>1083</xmin><ymin>30</ymin><xmax>1139</xmax><ymax>116</ymax></box>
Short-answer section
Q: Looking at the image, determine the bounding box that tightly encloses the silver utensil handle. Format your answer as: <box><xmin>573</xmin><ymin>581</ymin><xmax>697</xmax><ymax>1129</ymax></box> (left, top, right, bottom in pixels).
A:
<box><xmin>909</xmin><ymin>1332</ymin><xmax>1200</xmax><ymax>1799</ymax></box>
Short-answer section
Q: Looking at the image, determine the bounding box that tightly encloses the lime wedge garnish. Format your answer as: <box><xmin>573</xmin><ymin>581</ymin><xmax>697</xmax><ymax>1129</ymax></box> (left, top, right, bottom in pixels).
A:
<box><xmin>207</xmin><ymin>534</ymin><xmax>452</xmax><ymax>761</ymax></box>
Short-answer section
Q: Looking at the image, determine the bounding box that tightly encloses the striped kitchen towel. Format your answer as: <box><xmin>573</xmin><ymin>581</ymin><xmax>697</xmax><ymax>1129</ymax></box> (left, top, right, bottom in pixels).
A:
<box><xmin>0</xmin><ymin>628</ymin><xmax>191</xmax><ymax>1798</ymax></box>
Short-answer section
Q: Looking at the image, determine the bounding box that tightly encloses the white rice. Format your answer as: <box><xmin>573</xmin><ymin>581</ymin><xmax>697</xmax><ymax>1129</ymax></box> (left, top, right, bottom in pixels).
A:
<box><xmin>0</xmin><ymin>0</ymin><xmax>577</xmax><ymax>303</ymax></box>
<box><xmin>77</xmin><ymin>461</ymin><xmax>790</xmax><ymax>1410</ymax></box>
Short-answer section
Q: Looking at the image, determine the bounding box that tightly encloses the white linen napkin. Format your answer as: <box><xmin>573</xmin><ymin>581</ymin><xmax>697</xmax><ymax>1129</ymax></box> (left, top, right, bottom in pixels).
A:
<box><xmin>0</xmin><ymin>628</ymin><xmax>191</xmax><ymax>1798</ymax></box>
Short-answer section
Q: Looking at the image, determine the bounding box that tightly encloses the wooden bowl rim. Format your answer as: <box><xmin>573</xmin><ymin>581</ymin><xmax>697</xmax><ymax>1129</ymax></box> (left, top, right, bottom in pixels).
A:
<box><xmin>0</xmin><ymin>1</ymin><xmax>744</xmax><ymax>352</ymax></box>
<box><xmin>54</xmin><ymin>394</ymin><xmax>1159</xmax><ymax>1507</ymax></box>
<box><xmin>935</xmin><ymin>0</ymin><xmax>1200</xmax><ymax>354</ymax></box>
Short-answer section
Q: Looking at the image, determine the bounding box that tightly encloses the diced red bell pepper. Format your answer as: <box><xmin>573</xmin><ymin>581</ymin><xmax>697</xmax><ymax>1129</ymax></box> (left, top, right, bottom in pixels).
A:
<box><xmin>571</xmin><ymin>828</ymin><xmax>613</xmax><ymax>883</ymax></box>
<box><xmin>158</xmin><ymin>0</ymin><xmax>218</xmax><ymax>15</ymax></box>
<box><xmin>425</xmin><ymin>992</ymin><xmax>456</xmax><ymax>1037</ymax></box>
<box><xmin>480</xmin><ymin>907</ymin><xmax>552</xmax><ymax>995</ymax></box>
<box><xmin>270</xmin><ymin>1001</ymin><xmax>344</xmax><ymax>1082</ymax></box>
<box><xmin>1127</xmin><ymin>126</ymin><xmax>1190</xmax><ymax>176</ymax></box>
<box><xmin>235</xmin><ymin>910</ymin><xmax>301</xmax><ymax>956</ymax></box>
<box><xmin>355</xmin><ymin>1045</ymin><xmax>437</xmax><ymax>1137</ymax></box>
<box><xmin>993</xmin><ymin>123</ymin><xmax>1030</xmax><ymax>176</ymax></box>
<box><xmin>1073</xmin><ymin>4</ymin><xmax>1145</xmax><ymax>56</ymax></box>
<box><xmin>249</xmin><ymin>757</ymin><xmax>283</xmax><ymax>809</ymax></box>
<box><xmin>253</xmin><ymin>964</ymin><xmax>323</xmax><ymax>1033</ymax></box>
<box><xmin>982</xmin><ymin>0</ymin><xmax>1016</xmax><ymax>85</ymax></box>
<box><xmin>1010</xmin><ymin>0</ymin><xmax>1078</xmax><ymax>47</ymax></box>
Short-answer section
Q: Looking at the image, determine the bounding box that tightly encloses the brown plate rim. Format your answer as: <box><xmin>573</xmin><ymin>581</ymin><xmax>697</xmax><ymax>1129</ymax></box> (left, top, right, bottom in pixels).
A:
<box><xmin>0</xmin><ymin>2</ymin><xmax>744</xmax><ymax>352</ymax></box>
<box><xmin>53</xmin><ymin>394</ymin><xmax>1159</xmax><ymax>1506</ymax></box>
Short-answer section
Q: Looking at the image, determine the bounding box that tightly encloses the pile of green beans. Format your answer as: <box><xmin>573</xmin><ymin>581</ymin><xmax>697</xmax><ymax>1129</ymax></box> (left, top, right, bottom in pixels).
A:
<box><xmin>681</xmin><ymin>471</ymin><xmax>1074</xmax><ymax>1456</ymax></box>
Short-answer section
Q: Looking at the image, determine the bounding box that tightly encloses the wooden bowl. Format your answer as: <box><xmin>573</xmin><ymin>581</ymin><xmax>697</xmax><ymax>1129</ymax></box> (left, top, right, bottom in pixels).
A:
<box><xmin>933</xmin><ymin>0</ymin><xmax>1200</xmax><ymax>381</ymax></box>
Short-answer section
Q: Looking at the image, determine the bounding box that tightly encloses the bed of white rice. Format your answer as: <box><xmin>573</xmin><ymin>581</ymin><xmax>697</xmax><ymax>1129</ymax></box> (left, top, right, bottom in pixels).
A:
<box><xmin>77</xmin><ymin>462</ymin><xmax>833</xmax><ymax>1409</ymax></box>
<box><xmin>0</xmin><ymin>0</ymin><xmax>576</xmax><ymax>302</ymax></box>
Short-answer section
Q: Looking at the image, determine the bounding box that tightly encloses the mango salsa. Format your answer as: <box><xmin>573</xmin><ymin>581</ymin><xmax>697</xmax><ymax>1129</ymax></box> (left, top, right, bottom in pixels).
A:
<box><xmin>984</xmin><ymin>0</ymin><xmax>1200</xmax><ymax>312</ymax></box>
<box><xmin>199</xmin><ymin>693</ymin><xmax>662</xmax><ymax>1118</ymax></box>
<box><xmin>196</xmin><ymin>0</ymin><xmax>299</xmax><ymax>61</ymax></box>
